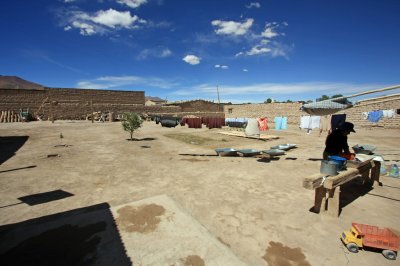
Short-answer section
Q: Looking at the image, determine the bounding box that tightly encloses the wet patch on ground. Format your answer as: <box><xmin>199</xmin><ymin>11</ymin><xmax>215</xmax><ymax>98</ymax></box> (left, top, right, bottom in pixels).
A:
<box><xmin>116</xmin><ymin>204</ymin><xmax>165</xmax><ymax>233</ymax></box>
<box><xmin>262</xmin><ymin>241</ymin><xmax>311</xmax><ymax>266</ymax></box>
<box><xmin>181</xmin><ymin>255</ymin><xmax>205</xmax><ymax>266</ymax></box>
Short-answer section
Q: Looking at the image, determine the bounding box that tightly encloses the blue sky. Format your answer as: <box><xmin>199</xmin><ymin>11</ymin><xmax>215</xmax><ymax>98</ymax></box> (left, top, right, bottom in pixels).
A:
<box><xmin>1</xmin><ymin>0</ymin><xmax>399</xmax><ymax>103</ymax></box>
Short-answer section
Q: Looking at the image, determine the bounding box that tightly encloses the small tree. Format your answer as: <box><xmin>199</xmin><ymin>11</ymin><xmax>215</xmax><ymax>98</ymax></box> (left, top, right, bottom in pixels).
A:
<box><xmin>264</xmin><ymin>98</ymin><xmax>272</xmax><ymax>104</ymax></box>
<box><xmin>121</xmin><ymin>112</ymin><xmax>143</xmax><ymax>140</ymax></box>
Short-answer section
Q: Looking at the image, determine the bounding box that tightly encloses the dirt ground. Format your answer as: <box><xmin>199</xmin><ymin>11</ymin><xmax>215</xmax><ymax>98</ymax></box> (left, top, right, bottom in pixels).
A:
<box><xmin>0</xmin><ymin>120</ymin><xmax>399</xmax><ymax>266</ymax></box>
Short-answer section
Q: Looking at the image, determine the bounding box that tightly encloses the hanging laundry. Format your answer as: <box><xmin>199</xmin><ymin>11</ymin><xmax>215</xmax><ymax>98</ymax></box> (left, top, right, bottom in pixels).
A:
<box><xmin>382</xmin><ymin>109</ymin><xmax>395</xmax><ymax>118</ymax></box>
<box><xmin>367</xmin><ymin>110</ymin><xmax>383</xmax><ymax>123</ymax></box>
<box><xmin>281</xmin><ymin>117</ymin><xmax>288</xmax><ymax>130</ymax></box>
<box><xmin>320</xmin><ymin>115</ymin><xmax>331</xmax><ymax>132</ymax></box>
<box><xmin>361</xmin><ymin>112</ymin><xmax>368</xmax><ymax>120</ymax></box>
<box><xmin>300</xmin><ymin>115</ymin><xmax>310</xmax><ymax>129</ymax></box>
<box><xmin>310</xmin><ymin>116</ymin><xmax>321</xmax><ymax>129</ymax></box>
<box><xmin>245</xmin><ymin>118</ymin><xmax>260</xmax><ymax>137</ymax></box>
<box><xmin>257</xmin><ymin>117</ymin><xmax>268</xmax><ymax>131</ymax></box>
<box><xmin>226</xmin><ymin>117</ymin><xmax>248</xmax><ymax>128</ymax></box>
<box><xmin>274</xmin><ymin>116</ymin><xmax>282</xmax><ymax>130</ymax></box>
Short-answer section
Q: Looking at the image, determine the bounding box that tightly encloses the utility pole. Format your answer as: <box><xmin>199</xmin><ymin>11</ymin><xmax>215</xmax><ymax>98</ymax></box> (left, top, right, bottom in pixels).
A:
<box><xmin>216</xmin><ymin>85</ymin><xmax>221</xmax><ymax>112</ymax></box>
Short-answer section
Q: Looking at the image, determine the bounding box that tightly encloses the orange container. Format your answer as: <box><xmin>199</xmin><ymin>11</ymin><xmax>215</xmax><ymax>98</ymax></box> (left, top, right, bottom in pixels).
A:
<box><xmin>341</xmin><ymin>153</ymin><xmax>355</xmax><ymax>160</ymax></box>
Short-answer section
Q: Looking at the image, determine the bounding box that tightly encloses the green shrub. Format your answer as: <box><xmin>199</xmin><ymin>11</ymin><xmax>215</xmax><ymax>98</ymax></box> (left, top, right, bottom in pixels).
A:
<box><xmin>121</xmin><ymin>112</ymin><xmax>143</xmax><ymax>140</ymax></box>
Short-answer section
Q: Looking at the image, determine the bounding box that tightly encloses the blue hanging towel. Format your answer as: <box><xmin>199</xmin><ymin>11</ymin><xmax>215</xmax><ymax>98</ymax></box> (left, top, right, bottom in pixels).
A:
<box><xmin>367</xmin><ymin>110</ymin><xmax>383</xmax><ymax>123</ymax></box>
<box><xmin>281</xmin><ymin>117</ymin><xmax>288</xmax><ymax>130</ymax></box>
<box><xmin>274</xmin><ymin>117</ymin><xmax>282</xmax><ymax>130</ymax></box>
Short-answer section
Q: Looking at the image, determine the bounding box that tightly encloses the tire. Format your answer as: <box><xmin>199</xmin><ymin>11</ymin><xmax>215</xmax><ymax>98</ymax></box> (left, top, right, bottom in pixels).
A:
<box><xmin>346</xmin><ymin>243</ymin><xmax>359</xmax><ymax>253</ymax></box>
<box><xmin>382</xmin><ymin>250</ymin><xmax>397</xmax><ymax>260</ymax></box>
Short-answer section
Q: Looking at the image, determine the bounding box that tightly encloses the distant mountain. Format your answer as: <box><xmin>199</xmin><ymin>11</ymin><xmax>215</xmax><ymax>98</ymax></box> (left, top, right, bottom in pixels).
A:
<box><xmin>145</xmin><ymin>96</ymin><xmax>166</xmax><ymax>102</ymax></box>
<box><xmin>0</xmin><ymin>76</ymin><xmax>45</xmax><ymax>90</ymax></box>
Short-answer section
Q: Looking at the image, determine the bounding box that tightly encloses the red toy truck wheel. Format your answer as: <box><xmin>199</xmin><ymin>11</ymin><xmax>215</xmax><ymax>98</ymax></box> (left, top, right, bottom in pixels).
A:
<box><xmin>382</xmin><ymin>250</ymin><xmax>397</xmax><ymax>260</ymax></box>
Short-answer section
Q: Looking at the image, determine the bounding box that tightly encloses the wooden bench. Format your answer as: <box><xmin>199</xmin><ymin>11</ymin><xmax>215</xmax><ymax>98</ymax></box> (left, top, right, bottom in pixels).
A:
<box><xmin>303</xmin><ymin>159</ymin><xmax>381</xmax><ymax>217</ymax></box>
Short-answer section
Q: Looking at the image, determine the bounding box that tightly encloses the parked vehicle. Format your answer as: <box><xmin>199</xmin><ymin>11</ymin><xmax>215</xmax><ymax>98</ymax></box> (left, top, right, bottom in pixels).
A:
<box><xmin>341</xmin><ymin>222</ymin><xmax>399</xmax><ymax>260</ymax></box>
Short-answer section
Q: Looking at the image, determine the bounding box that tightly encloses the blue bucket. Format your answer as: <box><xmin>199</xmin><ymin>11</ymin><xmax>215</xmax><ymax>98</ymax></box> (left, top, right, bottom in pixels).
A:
<box><xmin>328</xmin><ymin>156</ymin><xmax>347</xmax><ymax>170</ymax></box>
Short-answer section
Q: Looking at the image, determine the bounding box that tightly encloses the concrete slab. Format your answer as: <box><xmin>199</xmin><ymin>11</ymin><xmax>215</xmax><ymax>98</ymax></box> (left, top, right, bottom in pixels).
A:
<box><xmin>112</xmin><ymin>194</ymin><xmax>246</xmax><ymax>266</ymax></box>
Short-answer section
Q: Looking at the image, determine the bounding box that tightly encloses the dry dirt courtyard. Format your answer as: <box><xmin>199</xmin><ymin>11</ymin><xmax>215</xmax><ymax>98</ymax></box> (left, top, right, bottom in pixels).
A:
<box><xmin>0</xmin><ymin>120</ymin><xmax>399</xmax><ymax>266</ymax></box>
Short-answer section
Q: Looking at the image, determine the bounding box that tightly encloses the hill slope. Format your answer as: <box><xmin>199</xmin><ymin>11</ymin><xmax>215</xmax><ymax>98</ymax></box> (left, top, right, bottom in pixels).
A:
<box><xmin>0</xmin><ymin>76</ymin><xmax>45</xmax><ymax>90</ymax></box>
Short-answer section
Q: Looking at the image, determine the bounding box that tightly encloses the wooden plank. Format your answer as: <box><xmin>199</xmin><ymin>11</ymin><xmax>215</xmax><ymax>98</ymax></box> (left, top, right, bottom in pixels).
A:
<box><xmin>370</xmin><ymin>161</ymin><xmax>381</xmax><ymax>186</ymax></box>
<box><xmin>347</xmin><ymin>159</ymin><xmax>373</xmax><ymax>169</ymax></box>
<box><xmin>217</xmin><ymin>131</ymin><xmax>279</xmax><ymax>141</ymax></box>
<box><xmin>313</xmin><ymin>187</ymin><xmax>326</xmax><ymax>213</ymax></box>
<box><xmin>325</xmin><ymin>187</ymin><xmax>341</xmax><ymax>217</ymax></box>
<box><xmin>323</xmin><ymin>168</ymin><xmax>360</xmax><ymax>189</ymax></box>
<box><xmin>303</xmin><ymin>173</ymin><xmax>326</xmax><ymax>190</ymax></box>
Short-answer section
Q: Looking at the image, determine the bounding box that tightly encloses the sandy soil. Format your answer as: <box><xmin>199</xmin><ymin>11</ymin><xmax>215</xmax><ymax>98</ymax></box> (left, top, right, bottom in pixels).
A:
<box><xmin>0</xmin><ymin>120</ymin><xmax>399</xmax><ymax>266</ymax></box>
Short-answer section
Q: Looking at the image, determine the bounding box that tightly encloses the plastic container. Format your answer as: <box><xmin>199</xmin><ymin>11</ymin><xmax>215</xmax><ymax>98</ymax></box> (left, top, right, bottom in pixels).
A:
<box><xmin>389</xmin><ymin>164</ymin><xmax>399</xmax><ymax>178</ymax></box>
<box><xmin>328</xmin><ymin>156</ymin><xmax>347</xmax><ymax>171</ymax></box>
<box><xmin>320</xmin><ymin>160</ymin><xmax>340</xmax><ymax>176</ymax></box>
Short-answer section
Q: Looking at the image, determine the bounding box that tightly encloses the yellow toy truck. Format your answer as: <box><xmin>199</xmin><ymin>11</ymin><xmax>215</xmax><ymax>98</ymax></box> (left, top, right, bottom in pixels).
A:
<box><xmin>341</xmin><ymin>222</ymin><xmax>399</xmax><ymax>260</ymax></box>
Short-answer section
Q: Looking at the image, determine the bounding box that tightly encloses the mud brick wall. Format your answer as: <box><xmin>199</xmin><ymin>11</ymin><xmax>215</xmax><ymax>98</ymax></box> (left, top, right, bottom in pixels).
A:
<box><xmin>0</xmin><ymin>87</ymin><xmax>146</xmax><ymax>120</ymax></box>
<box><xmin>336</xmin><ymin>94</ymin><xmax>400</xmax><ymax>129</ymax></box>
<box><xmin>224</xmin><ymin>103</ymin><xmax>303</xmax><ymax>126</ymax></box>
<box><xmin>170</xmin><ymin>100</ymin><xmax>221</xmax><ymax>112</ymax></box>
<box><xmin>44</xmin><ymin>88</ymin><xmax>145</xmax><ymax>120</ymax></box>
<box><xmin>0</xmin><ymin>88</ymin><xmax>47</xmax><ymax>112</ymax></box>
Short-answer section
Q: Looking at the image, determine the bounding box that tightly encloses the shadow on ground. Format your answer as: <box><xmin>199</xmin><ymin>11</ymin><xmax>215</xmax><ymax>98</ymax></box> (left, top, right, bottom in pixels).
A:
<box><xmin>0</xmin><ymin>136</ymin><xmax>29</xmax><ymax>165</ymax></box>
<box><xmin>0</xmin><ymin>165</ymin><xmax>36</xmax><ymax>174</ymax></box>
<box><xmin>126</xmin><ymin>137</ymin><xmax>157</xmax><ymax>141</ymax></box>
<box><xmin>0</xmin><ymin>203</ymin><xmax>132</xmax><ymax>266</ymax></box>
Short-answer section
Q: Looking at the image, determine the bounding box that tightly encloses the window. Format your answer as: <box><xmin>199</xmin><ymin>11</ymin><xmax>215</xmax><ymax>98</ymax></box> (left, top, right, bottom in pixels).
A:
<box><xmin>228</xmin><ymin>108</ymin><xmax>233</xmax><ymax>114</ymax></box>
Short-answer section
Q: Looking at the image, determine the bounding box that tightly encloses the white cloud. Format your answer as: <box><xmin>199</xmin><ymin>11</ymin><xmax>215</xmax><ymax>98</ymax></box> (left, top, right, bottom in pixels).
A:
<box><xmin>77</xmin><ymin>75</ymin><xmax>177</xmax><ymax>89</ymax></box>
<box><xmin>137</xmin><ymin>47</ymin><xmax>172</xmax><ymax>59</ymax></box>
<box><xmin>182</xmin><ymin>55</ymin><xmax>201</xmax><ymax>65</ymax></box>
<box><xmin>246</xmin><ymin>2</ymin><xmax>261</xmax><ymax>9</ymax></box>
<box><xmin>64</xmin><ymin>0</ymin><xmax>76</xmax><ymax>3</ymax></box>
<box><xmin>90</xmin><ymin>9</ymin><xmax>143</xmax><ymax>28</ymax></box>
<box><xmin>72</xmin><ymin>21</ymin><xmax>96</xmax><ymax>35</ymax></box>
<box><xmin>65</xmin><ymin>8</ymin><xmax>146</xmax><ymax>36</ymax></box>
<box><xmin>215</xmin><ymin>64</ymin><xmax>229</xmax><ymax>69</ymax></box>
<box><xmin>117</xmin><ymin>0</ymin><xmax>148</xmax><ymax>8</ymax></box>
<box><xmin>261</xmin><ymin>27</ymin><xmax>278</xmax><ymax>38</ymax></box>
<box><xmin>211</xmin><ymin>18</ymin><xmax>254</xmax><ymax>36</ymax></box>
<box><xmin>243</xmin><ymin>68</ymin><xmax>248</xmax><ymax>72</ymax></box>
<box><xmin>233</xmin><ymin>22</ymin><xmax>289</xmax><ymax>58</ymax></box>
<box><xmin>246</xmin><ymin>45</ymin><xmax>271</xmax><ymax>55</ymax></box>
<box><xmin>64</xmin><ymin>25</ymin><xmax>72</xmax><ymax>31</ymax></box>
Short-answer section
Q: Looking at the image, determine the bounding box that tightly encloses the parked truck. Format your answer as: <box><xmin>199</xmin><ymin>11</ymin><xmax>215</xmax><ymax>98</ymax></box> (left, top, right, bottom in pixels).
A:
<box><xmin>341</xmin><ymin>222</ymin><xmax>399</xmax><ymax>260</ymax></box>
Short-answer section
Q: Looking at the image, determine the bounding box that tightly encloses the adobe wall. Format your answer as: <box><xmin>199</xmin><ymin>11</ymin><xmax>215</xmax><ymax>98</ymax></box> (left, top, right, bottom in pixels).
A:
<box><xmin>224</xmin><ymin>102</ymin><xmax>303</xmax><ymax>125</ymax></box>
<box><xmin>223</xmin><ymin>95</ymin><xmax>400</xmax><ymax>129</ymax></box>
<box><xmin>0</xmin><ymin>88</ymin><xmax>225</xmax><ymax>121</ymax></box>
<box><xmin>0</xmin><ymin>87</ymin><xmax>146</xmax><ymax>120</ymax></box>
<box><xmin>336</xmin><ymin>94</ymin><xmax>400</xmax><ymax>129</ymax></box>
<box><xmin>168</xmin><ymin>100</ymin><xmax>222</xmax><ymax>113</ymax></box>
